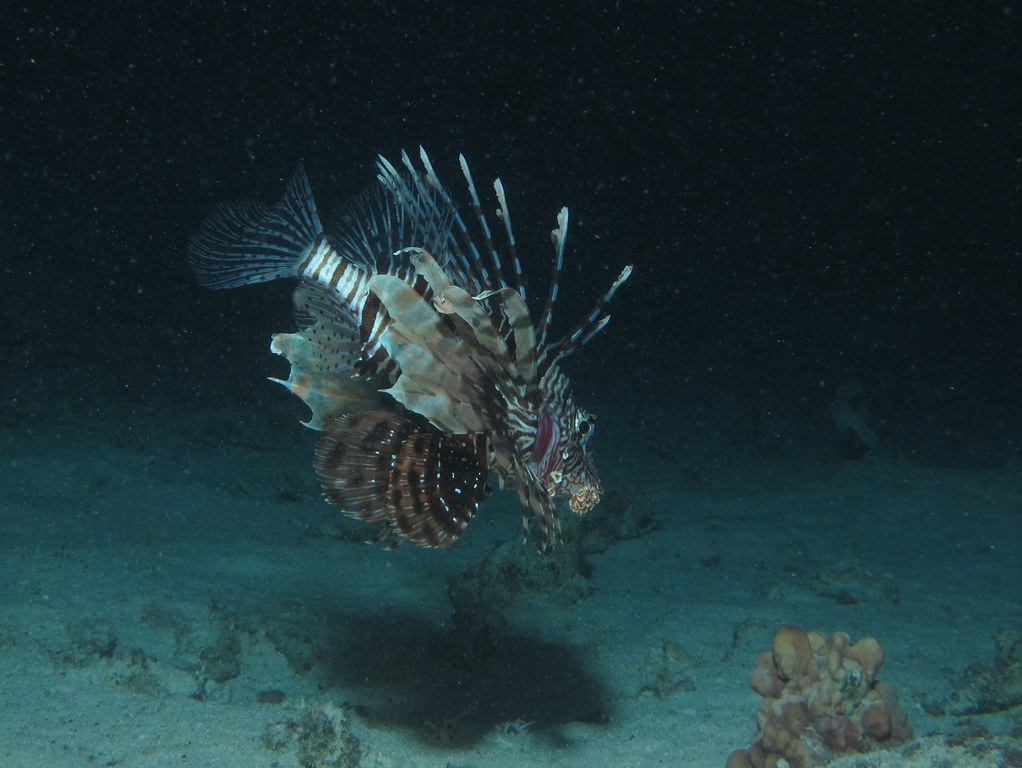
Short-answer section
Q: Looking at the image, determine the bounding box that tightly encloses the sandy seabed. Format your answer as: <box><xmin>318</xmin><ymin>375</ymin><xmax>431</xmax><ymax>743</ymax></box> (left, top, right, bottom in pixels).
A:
<box><xmin>2</xmin><ymin>399</ymin><xmax>1020</xmax><ymax>768</ymax></box>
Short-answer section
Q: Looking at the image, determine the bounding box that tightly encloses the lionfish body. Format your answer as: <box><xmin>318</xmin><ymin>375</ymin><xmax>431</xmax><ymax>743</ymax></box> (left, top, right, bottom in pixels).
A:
<box><xmin>189</xmin><ymin>149</ymin><xmax>631</xmax><ymax>549</ymax></box>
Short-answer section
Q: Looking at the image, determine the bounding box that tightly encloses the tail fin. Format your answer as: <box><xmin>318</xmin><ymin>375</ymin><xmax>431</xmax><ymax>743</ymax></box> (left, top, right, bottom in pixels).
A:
<box><xmin>188</xmin><ymin>165</ymin><xmax>322</xmax><ymax>289</ymax></box>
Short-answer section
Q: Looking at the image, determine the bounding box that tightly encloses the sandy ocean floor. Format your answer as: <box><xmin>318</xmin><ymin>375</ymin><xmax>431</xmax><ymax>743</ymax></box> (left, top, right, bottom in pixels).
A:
<box><xmin>2</xmin><ymin>392</ymin><xmax>1020</xmax><ymax>768</ymax></box>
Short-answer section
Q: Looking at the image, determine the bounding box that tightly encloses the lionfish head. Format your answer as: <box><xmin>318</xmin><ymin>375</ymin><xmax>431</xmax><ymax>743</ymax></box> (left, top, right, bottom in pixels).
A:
<box><xmin>527</xmin><ymin>370</ymin><xmax>602</xmax><ymax>516</ymax></box>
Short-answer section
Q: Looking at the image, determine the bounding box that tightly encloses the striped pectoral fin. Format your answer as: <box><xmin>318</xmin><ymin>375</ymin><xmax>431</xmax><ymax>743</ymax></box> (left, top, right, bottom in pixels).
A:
<box><xmin>387</xmin><ymin>431</ymin><xmax>489</xmax><ymax>547</ymax></box>
<box><xmin>314</xmin><ymin>411</ymin><xmax>403</xmax><ymax>523</ymax></box>
<box><xmin>314</xmin><ymin>411</ymin><xmax>488</xmax><ymax>548</ymax></box>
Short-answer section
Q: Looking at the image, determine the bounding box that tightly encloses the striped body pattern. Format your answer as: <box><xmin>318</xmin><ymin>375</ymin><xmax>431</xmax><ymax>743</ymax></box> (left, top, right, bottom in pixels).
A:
<box><xmin>189</xmin><ymin>149</ymin><xmax>631</xmax><ymax>549</ymax></box>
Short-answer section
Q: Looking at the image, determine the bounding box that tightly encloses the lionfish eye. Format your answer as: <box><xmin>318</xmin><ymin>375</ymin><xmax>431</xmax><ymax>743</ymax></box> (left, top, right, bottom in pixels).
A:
<box><xmin>577</xmin><ymin>419</ymin><xmax>591</xmax><ymax>436</ymax></box>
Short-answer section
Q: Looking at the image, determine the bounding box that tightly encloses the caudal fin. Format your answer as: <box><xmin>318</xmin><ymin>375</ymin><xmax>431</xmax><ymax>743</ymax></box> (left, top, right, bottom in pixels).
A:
<box><xmin>188</xmin><ymin>165</ymin><xmax>322</xmax><ymax>289</ymax></box>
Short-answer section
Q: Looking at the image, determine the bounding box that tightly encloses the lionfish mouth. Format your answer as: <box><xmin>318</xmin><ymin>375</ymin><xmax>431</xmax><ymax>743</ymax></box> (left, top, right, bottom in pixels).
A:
<box><xmin>568</xmin><ymin>485</ymin><xmax>601</xmax><ymax>516</ymax></box>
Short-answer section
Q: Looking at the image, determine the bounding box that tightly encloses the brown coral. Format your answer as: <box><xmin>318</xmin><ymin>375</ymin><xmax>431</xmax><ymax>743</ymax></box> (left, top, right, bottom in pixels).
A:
<box><xmin>726</xmin><ymin>626</ymin><xmax>912</xmax><ymax>768</ymax></box>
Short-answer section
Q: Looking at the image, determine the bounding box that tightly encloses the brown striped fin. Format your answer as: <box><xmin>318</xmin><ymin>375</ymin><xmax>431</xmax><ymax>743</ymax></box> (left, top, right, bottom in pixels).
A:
<box><xmin>314</xmin><ymin>411</ymin><xmax>489</xmax><ymax>547</ymax></box>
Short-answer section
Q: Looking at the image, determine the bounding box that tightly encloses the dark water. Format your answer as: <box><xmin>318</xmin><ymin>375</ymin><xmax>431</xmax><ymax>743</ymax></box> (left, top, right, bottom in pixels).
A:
<box><xmin>5</xmin><ymin>3</ymin><xmax>1019</xmax><ymax>473</ymax></box>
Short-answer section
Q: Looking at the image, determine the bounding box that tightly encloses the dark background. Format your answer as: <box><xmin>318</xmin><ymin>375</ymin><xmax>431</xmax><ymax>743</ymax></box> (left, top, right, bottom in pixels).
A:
<box><xmin>3</xmin><ymin>1</ymin><xmax>1020</xmax><ymax>467</ymax></box>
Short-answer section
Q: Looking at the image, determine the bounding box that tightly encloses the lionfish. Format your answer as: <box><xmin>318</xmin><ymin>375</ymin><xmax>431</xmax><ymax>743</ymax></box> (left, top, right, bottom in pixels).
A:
<box><xmin>188</xmin><ymin>148</ymin><xmax>631</xmax><ymax>549</ymax></box>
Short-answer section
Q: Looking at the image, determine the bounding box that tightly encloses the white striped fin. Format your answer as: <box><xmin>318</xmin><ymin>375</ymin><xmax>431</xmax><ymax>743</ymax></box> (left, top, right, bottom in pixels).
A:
<box><xmin>459</xmin><ymin>153</ymin><xmax>508</xmax><ymax>291</ymax></box>
<box><xmin>418</xmin><ymin>147</ymin><xmax>485</xmax><ymax>288</ymax></box>
<box><xmin>493</xmin><ymin>178</ymin><xmax>525</xmax><ymax>301</ymax></box>
<box><xmin>540</xmin><ymin>264</ymin><xmax>633</xmax><ymax>372</ymax></box>
<box><xmin>536</xmin><ymin>206</ymin><xmax>569</xmax><ymax>349</ymax></box>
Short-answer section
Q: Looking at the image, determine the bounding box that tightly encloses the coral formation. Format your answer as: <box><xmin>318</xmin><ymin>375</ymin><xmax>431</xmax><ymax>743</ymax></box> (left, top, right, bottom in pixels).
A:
<box><xmin>575</xmin><ymin>488</ymin><xmax>661</xmax><ymax>553</ymax></box>
<box><xmin>926</xmin><ymin>627</ymin><xmax>1022</xmax><ymax>716</ymax></box>
<box><xmin>447</xmin><ymin>536</ymin><xmax>594</xmax><ymax>622</ymax></box>
<box><xmin>445</xmin><ymin>538</ymin><xmax>593</xmax><ymax>666</ymax></box>
<box><xmin>727</xmin><ymin>626</ymin><xmax>912</xmax><ymax>768</ymax></box>
<box><xmin>63</xmin><ymin>617</ymin><xmax>118</xmax><ymax>665</ymax></box>
<box><xmin>639</xmin><ymin>640</ymin><xmax>696</xmax><ymax>698</ymax></box>
<box><xmin>261</xmin><ymin>704</ymin><xmax>362</xmax><ymax>768</ymax></box>
<box><xmin>965</xmin><ymin>628</ymin><xmax>1022</xmax><ymax>714</ymax></box>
